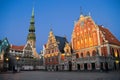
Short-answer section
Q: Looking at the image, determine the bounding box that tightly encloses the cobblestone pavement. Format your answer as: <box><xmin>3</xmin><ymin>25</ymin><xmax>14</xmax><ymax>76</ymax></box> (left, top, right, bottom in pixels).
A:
<box><xmin>0</xmin><ymin>71</ymin><xmax>120</xmax><ymax>80</ymax></box>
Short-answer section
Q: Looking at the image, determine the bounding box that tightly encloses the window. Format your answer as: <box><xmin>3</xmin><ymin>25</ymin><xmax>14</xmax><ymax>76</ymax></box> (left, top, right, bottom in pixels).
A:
<box><xmin>86</xmin><ymin>51</ymin><xmax>90</xmax><ymax>57</ymax></box>
<box><xmin>92</xmin><ymin>50</ymin><xmax>96</xmax><ymax>57</ymax></box>
<box><xmin>52</xmin><ymin>57</ymin><xmax>54</xmax><ymax>61</ymax></box>
<box><xmin>76</xmin><ymin>53</ymin><xmax>79</xmax><ymax>58</ymax></box>
<box><xmin>81</xmin><ymin>53</ymin><xmax>83</xmax><ymax>57</ymax></box>
<box><xmin>117</xmin><ymin>50</ymin><xmax>119</xmax><ymax>58</ymax></box>
<box><xmin>52</xmin><ymin>49</ymin><xmax>54</xmax><ymax>53</ymax></box>
<box><xmin>111</xmin><ymin>48</ymin><xmax>115</xmax><ymax>57</ymax></box>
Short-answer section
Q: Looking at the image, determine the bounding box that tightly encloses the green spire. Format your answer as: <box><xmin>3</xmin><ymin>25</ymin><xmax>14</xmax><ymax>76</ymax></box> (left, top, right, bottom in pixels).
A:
<box><xmin>27</xmin><ymin>7</ymin><xmax>36</xmax><ymax>41</ymax></box>
<box><xmin>29</xmin><ymin>7</ymin><xmax>35</xmax><ymax>32</ymax></box>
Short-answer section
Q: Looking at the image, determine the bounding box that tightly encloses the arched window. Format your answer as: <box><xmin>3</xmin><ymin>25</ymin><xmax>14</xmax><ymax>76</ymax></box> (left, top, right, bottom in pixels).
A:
<box><xmin>92</xmin><ymin>50</ymin><xmax>96</xmax><ymax>57</ymax></box>
<box><xmin>81</xmin><ymin>53</ymin><xmax>83</xmax><ymax>58</ymax></box>
<box><xmin>76</xmin><ymin>53</ymin><xmax>79</xmax><ymax>58</ymax></box>
<box><xmin>111</xmin><ymin>48</ymin><xmax>115</xmax><ymax>57</ymax></box>
<box><xmin>117</xmin><ymin>49</ymin><xmax>119</xmax><ymax>58</ymax></box>
<box><xmin>86</xmin><ymin>51</ymin><xmax>90</xmax><ymax>57</ymax></box>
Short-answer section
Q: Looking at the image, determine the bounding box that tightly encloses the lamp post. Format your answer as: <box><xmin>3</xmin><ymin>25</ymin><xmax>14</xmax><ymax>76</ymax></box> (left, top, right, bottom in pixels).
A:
<box><xmin>16</xmin><ymin>56</ymin><xmax>19</xmax><ymax>72</ymax></box>
<box><xmin>6</xmin><ymin>57</ymin><xmax>9</xmax><ymax>71</ymax></box>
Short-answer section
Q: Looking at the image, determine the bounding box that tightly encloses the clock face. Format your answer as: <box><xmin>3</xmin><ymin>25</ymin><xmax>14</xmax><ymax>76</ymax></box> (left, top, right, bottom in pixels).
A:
<box><xmin>80</xmin><ymin>21</ymin><xmax>84</xmax><ymax>27</ymax></box>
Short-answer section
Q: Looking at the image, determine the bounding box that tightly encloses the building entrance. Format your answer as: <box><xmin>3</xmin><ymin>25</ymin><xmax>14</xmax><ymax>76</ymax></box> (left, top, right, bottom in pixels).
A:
<box><xmin>77</xmin><ymin>64</ymin><xmax>80</xmax><ymax>70</ymax></box>
<box><xmin>68</xmin><ymin>61</ymin><xmax>72</xmax><ymax>71</ymax></box>
<box><xmin>84</xmin><ymin>63</ymin><xmax>87</xmax><ymax>70</ymax></box>
<box><xmin>91</xmin><ymin>63</ymin><xmax>95</xmax><ymax>70</ymax></box>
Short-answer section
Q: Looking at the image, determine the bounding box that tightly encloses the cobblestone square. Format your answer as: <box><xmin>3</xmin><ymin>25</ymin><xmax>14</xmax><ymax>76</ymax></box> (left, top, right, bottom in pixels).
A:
<box><xmin>0</xmin><ymin>71</ymin><xmax>120</xmax><ymax>80</ymax></box>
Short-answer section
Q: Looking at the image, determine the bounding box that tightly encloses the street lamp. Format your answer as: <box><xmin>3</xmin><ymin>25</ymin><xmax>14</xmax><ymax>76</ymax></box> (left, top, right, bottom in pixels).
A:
<box><xmin>6</xmin><ymin>58</ymin><xmax>9</xmax><ymax>71</ymax></box>
<box><xmin>16</xmin><ymin>56</ymin><xmax>19</xmax><ymax>72</ymax></box>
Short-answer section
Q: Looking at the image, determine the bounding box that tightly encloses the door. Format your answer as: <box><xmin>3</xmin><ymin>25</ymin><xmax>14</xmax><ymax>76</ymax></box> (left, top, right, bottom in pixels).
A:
<box><xmin>68</xmin><ymin>61</ymin><xmax>72</xmax><ymax>71</ymax></box>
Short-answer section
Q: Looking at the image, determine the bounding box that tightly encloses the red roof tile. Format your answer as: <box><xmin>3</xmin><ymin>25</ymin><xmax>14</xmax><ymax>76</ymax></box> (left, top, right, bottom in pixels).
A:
<box><xmin>11</xmin><ymin>45</ymin><xmax>25</xmax><ymax>51</ymax></box>
<box><xmin>99</xmin><ymin>26</ymin><xmax>120</xmax><ymax>46</ymax></box>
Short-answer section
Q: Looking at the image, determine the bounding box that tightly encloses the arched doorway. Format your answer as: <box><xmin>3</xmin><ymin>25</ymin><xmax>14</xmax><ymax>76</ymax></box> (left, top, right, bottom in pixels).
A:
<box><xmin>56</xmin><ymin>65</ymin><xmax>58</xmax><ymax>71</ymax></box>
<box><xmin>77</xmin><ymin>64</ymin><xmax>80</xmax><ymax>70</ymax></box>
<box><xmin>100</xmin><ymin>62</ymin><xmax>104</xmax><ymax>71</ymax></box>
<box><xmin>91</xmin><ymin>63</ymin><xmax>95</xmax><ymax>70</ymax></box>
<box><xmin>105</xmin><ymin>62</ymin><xmax>108</xmax><ymax>71</ymax></box>
<box><xmin>68</xmin><ymin>61</ymin><xmax>72</xmax><ymax>71</ymax></box>
<box><xmin>62</xmin><ymin>65</ymin><xmax>64</xmax><ymax>70</ymax></box>
<box><xmin>52</xmin><ymin>65</ymin><xmax>54</xmax><ymax>71</ymax></box>
<box><xmin>84</xmin><ymin>63</ymin><xmax>87</xmax><ymax>70</ymax></box>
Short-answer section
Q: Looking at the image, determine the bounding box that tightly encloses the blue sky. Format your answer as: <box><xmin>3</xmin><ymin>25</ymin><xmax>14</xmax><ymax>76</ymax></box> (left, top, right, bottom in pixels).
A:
<box><xmin>0</xmin><ymin>0</ymin><xmax>120</xmax><ymax>53</ymax></box>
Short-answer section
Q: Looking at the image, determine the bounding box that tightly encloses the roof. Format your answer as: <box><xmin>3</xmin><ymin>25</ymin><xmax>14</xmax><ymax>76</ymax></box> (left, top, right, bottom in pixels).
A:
<box><xmin>55</xmin><ymin>36</ymin><xmax>68</xmax><ymax>53</ymax></box>
<box><xmin>10</xmin><ymin>45</ymin><xmax>25</xmax><ymax>51</ymax></box>
<box><xmin>98</xmin><ymin>26</ymin><xmax>120</xmax><ymax>46</ymax></box>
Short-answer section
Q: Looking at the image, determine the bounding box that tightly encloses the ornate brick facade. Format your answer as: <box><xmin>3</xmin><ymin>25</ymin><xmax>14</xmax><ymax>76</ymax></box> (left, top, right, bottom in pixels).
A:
<box><xmin>44</xmin><ymin>14</ymin><xmax>120</xmax><ymax>71</ymax></box>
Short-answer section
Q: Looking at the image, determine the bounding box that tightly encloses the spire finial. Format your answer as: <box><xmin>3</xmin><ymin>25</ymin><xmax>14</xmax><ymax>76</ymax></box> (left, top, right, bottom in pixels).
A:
<box><xmin>32</xmin><ymin>7</ymin><xmax>34</xmax><ymax>16</ymax></box>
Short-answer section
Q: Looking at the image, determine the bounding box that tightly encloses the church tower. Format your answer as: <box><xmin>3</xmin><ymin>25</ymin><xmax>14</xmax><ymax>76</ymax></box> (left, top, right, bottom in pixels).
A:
<box><xmin>27</xmin><ymin>8</ymin><xmax>38</xmax><ymax>58</ymax></box>
<box><xmin>27</xmin><ymin>7</ymin><xmax>36</xmax><ymax>48</ymax></box>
